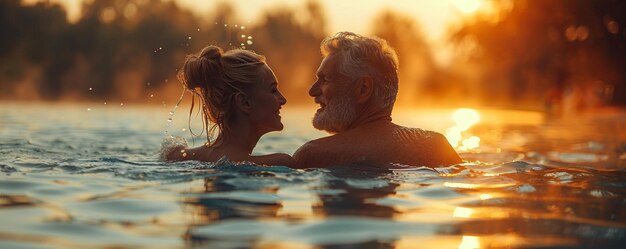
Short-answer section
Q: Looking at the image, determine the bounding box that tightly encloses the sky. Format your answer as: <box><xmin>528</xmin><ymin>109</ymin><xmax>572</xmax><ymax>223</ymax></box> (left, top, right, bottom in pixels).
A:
<box><xmin>32</xmin><ymin>0</ymin><xmax>492</xmax><ymax>65</ymax></box>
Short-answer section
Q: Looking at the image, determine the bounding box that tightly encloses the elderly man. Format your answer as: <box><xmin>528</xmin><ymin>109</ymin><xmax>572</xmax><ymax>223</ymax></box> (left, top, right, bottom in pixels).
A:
<box><xmin>294</xmin><ymin>32</ymin><xmax>462</xmax><ymax>168</ymax></box>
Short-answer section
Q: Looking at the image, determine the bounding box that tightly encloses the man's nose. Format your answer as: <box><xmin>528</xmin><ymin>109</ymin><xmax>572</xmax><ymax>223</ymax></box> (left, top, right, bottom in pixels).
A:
<box><xmin>309</xmin><ymin>81</ymin><xmax>320</xmax><ymax>97</ymax></box>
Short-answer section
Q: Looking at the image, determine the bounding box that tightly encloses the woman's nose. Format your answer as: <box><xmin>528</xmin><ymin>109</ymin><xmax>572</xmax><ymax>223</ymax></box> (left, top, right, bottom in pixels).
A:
<box><xmin>278</xmin><ymin>91</ymin><xmax>287</xmax><ymax>105</ymax></box>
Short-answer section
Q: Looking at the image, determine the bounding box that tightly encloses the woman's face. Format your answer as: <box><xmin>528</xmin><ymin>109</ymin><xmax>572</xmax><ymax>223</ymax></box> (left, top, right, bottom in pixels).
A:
<box><xmin>248</xmin><ymin>64</ymin><xmax>287</xmax><ymax>134</ymax></box>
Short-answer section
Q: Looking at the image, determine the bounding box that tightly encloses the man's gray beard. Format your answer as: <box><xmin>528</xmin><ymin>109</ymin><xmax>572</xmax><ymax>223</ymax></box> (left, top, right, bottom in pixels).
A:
<box><xmin>312</xmin><ymin>96</ymin><xmax>358</xmax><ymax>133</ymax></box>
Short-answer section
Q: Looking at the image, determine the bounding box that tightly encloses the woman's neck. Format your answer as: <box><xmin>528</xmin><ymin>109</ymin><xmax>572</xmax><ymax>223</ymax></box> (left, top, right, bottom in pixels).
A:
<box><xmin>217</xmin><ymin>122</ymin><xmax>261</xmax><ymax>157</ymax></box>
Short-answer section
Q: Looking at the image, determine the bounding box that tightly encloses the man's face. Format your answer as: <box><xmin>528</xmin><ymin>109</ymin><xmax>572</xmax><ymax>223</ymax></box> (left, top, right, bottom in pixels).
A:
<box><xmin>309</xmin><ymin>53</ymin><xmax>358</xmax><ymax>133</ymax></box>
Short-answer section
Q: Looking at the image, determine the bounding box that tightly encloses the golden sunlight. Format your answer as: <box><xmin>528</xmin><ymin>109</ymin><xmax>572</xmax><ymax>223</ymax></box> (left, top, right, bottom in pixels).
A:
<box><xmin>452</xmin><ymin>0</ymin><xmax>483</xmax><ymax>14</ymax></box>
<box><xmin>445</xmin><ymin>108</ymin><xmax>481</xmax><ymax>151</ymax></box>
<box><xmin>459</xmin><ymin>236</ymin><xmax>481</xmax><ymax>249</ymax></box>
<box><xmin>453</xmin><ymin>206</ymin><xmax>474</xmax><ymax>218</ymax></box>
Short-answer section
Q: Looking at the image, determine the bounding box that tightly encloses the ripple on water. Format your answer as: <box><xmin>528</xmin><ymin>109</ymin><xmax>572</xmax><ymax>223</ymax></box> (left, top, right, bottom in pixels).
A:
<box><xmin>66</xmin><ymin>198</ymin><xmax>180</xmax><ymax>223</ymax></box>
<box><xmin>0</xmin><ymin>179</ymin><xmax>41</xmax><ymax>193</ymax></box>
<box><xmin>410</xmin><ymin>186</ymin><xmax>467</xmax><ymax>200</ymax></box>
<box><xmin>190</xmin><ymin>217</ymin><xmax>439</xmax><ymax>246</ymax></box>
<box><xmin>0</xmin><ymin>241</ymin><xmax>56</xmax><ymax>249</ymax></box>
<box><xmin>557</xmin><ymin>152</ymin><xmax>609</xmax><ymax>162</ymax></box>
<box><xmin>186</xmin><ymin>191</ymin><xmax>280</xmax><ymax>204</ymax></box>
<box><xmin>24</xmin><ymin>221</ymin><xmax>183</xmax><ymax>248</ymax></box>
<box><xmin>0</xmin><ymin>164</ymin><xmax>17</xmax><ymax>173</ymax></box>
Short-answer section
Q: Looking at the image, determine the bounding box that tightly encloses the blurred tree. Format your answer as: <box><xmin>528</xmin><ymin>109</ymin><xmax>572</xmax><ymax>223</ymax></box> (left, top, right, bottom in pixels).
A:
<box><xmin>0</xmin><ymin>0</ymin><xmax>69</xmax><ymax>99</ymax></box>
<box><xmin>250</xmin><ymin>0</ymin><xmax>327</xmax><ymax>104</ymax></box>
<box><xmin>0</xmin><ymin>0</ymin><xmax>327</xmax><ymax>103</ymax></box>
<box><xmin>372</xmin><ymin>11</ymin><xmax>466</xmax><ymax>106</ymax></box>
<box><xmin>452</xmin><ymin>0</ymin><xmax>626</xmax><ymax>109</ymax></box>
<box><xmin>68</xmin><ymin>0</ymin><xmax>197</xmax><ymax>101</ymax></box>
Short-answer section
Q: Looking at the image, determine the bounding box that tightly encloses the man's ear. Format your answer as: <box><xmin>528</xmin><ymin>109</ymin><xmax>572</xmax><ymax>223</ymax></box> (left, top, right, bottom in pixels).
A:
<box><xmin>234</xmin><ymin>93</ymin><xmax>252</xmax><ymax>114</ymax></box>
<box><xmin>355</xmin><ymin>76</ymin><xmax>374</xmax><ymax>104</ymax></box>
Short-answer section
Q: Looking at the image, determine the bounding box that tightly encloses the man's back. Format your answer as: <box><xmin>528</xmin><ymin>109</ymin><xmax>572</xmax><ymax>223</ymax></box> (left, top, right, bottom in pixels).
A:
<box><xmin>293</xmin><ymin>121</ymin><xmax>463</xmax><ymax>168</ymax></box>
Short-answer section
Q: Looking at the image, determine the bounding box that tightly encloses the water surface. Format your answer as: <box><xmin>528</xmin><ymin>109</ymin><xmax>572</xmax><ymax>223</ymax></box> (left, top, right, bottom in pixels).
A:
<box><xmin>1</xmin><ymin>103</ymin><xmax>625</xmax><ymax>249</ymax></box>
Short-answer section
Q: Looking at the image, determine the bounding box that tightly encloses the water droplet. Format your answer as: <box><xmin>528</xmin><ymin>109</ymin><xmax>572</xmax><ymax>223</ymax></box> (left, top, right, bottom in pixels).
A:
<box><xmin>169</xmin><ymin>111</ymin><xmax>174</xmax><ymax>115</ymax></box>
<box><xmin>234</xmin><ymin>24</ymin><xmax>238</xmax><ymax>27</ymax></box>
<box><xmin>87</xmin><ymin>108</ymin><xmax>92</xmax><ymax>111</ymax></box>
<box><xmin>197</xmin><ymin>28</ymin><xmax>201</xmax><ymax>32</ymax></box>
<box><xmin>248</xmin><ymin>36</ymin><xmax>252</xmax><ymax>40</ymax></box>
<box><xmin>88</xmin><ymin>87</ymin><xmax>93</xmax><ymax>91</ymax></box>
<box><xmin>188</xmin><ymin>36</ymin><xmax>191</xmax><ymax>40</ymax></box>
<box><xmin>150</xmin><ymin>94</ymin><xmax>154</xmax><ymax>98</ymax></box>
<box><xmin>181</xmin><ymin>128</ymin><xmax>186</xmax><ymax>131</ymax></box>
<box><xmin>103</xmin><ymin>102</ymin><xmax>107</xmax><ymax>105</ymax></box>
<box><xmin>241</xmin><ymin>34</ymin><xmax>246</xmax><ymax>38</ymax></box>
<box><xmin>182</xmin><ymin>152</ymin><xmax>187</xmax><ymax>157</ymax></box>
<box><xmin>247</xmin><ymin>40</ymin><xmax>253</xmax><ymax>45</ymax></box>
<box><xmin>224</xmin><ymin>24</ymin><xmax>228</xmax><ymax>27</ymax></box>
<box><xmin>147</xmin><ymin>82</ymin><xmax>151</xmax><ymax>86</ymax></box>
<box><xmin>215</xmin><ymin>22</ymin><xmax>218</xmax><ymax>25</ymax></box>
<box><xmin>120</xmin><ymin>102</ymin><xmax>124</xmax><ymax>106</ymax></box>
<box><xmin>240</xmin><ymin>26</ymin><xmax>245</xmax><ymax>30</ymax></box>
<box><xmin>241</xmin><ymin>43</ymin><xmax>245</xmax><ymax>46</ymax></box>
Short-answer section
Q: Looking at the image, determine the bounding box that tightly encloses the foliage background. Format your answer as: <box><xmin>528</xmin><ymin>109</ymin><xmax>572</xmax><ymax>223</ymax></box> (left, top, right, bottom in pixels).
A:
<box><xmin>1</xmin><ymin>0</ymin><xmax>625</xmax><ymax>112</ymax></box>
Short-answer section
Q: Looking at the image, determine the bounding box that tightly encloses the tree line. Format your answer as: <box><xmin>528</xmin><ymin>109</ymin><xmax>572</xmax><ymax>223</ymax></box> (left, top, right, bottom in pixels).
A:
<box><xmin>1</xmin><ymin>0</ymin><xmax>625</xmax><ymax>111</ymax></box>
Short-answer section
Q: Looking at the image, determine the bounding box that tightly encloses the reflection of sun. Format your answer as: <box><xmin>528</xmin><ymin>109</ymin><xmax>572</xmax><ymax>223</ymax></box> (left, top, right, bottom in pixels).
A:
<box><xmin>452</xmin><ymin>0</ymin><xmax>483</xmax><ymax>13</ymax></box>
<box><xmin>445</xmin><ymin>108</ymin><xmax>481</xmax><ymax>151</ymax></box>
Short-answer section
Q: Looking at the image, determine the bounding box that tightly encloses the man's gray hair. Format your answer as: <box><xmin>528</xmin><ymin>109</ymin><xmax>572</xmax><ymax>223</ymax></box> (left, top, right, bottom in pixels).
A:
<box><xmin>320</xmin><ymin>32</ymin><xmax>399</xmax><ymax>111</ymax></box>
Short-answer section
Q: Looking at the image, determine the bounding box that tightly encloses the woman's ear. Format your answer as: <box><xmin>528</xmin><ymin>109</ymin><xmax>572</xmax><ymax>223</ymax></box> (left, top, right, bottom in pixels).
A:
<box><xmin>355</xmin><ymin>76</ymin><xmax>374</xmax><ymax>104</ymax></box>
<box><xmin>234</xmin><ymin>93</ymin><xmax>252</xmax><ymax>114</ymax></box>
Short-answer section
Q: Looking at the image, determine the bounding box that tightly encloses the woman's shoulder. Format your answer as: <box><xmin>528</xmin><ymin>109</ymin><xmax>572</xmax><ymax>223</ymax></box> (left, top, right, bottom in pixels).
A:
<box><xmin>162</xmin><ymin>145</ymin><xmax>205</xmax><ymax>161</ymax></box>
<box><xmin>250</xmin><ymin>153</ymin><xmax>295</xmax><ymax>167</ymax></box>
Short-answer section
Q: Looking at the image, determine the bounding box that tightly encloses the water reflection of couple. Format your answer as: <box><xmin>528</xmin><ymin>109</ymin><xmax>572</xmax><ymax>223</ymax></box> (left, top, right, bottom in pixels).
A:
<box><xmin>164</xmin><ymin>32</ymin><xmax>462</xmax><ymax>168</ymax></box>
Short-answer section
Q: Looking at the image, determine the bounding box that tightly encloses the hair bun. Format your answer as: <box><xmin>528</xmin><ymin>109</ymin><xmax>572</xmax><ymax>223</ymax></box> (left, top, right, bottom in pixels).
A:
<box><xmin>200</xmin><ymin>46</ymin><xmax>223</xmax><ymax>61</ymax></box>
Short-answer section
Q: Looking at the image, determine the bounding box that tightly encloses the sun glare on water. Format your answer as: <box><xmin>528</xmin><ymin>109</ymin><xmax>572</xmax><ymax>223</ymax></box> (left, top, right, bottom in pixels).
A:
<box><xmin>445</xmin><ymin>108</ymin><xmax>481</xmax><ymax>151</ymax></box>
<box><xmin>452</xmin><ymin>0</ymin><xmax>483</xmax><ymax>14</ymax></box>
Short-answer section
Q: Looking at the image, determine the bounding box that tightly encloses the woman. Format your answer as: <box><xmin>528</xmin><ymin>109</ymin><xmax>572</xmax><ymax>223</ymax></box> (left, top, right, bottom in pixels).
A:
<box><xmin>164</xmin><ymin>45</ymin><xmax>294</xmax><ymax>166</ymax></box>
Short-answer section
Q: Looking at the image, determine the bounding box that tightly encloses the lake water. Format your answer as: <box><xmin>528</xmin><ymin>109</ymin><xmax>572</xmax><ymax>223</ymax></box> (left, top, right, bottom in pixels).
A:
<box><xmin>1</xmin><ymin>103</ymin><xmax>625</xmax><ymax>249</ymax></box>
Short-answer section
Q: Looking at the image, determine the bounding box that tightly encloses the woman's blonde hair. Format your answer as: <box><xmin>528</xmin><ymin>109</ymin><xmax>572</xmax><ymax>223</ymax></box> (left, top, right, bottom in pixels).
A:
<box><xmin>178</xmin><ymin>45</ymin><xmax>266</xmax><ymax>145</ymax></box>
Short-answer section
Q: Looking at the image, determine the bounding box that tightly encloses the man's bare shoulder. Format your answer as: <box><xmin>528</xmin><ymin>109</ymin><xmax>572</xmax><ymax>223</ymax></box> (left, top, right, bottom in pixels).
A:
<box><xmin>390</xmin><ymin>124</ymin><xmax>437</xmax><ymax>139</ymax></box>
<box><xmin>387</xmin><ymin>124</ymin><xmax>462</xmax><ymax>166</ymax></box>
<box><xmin>293</xmin><ymin>136</ymin><xmax>341</xmax><ymax>168</ymax></box>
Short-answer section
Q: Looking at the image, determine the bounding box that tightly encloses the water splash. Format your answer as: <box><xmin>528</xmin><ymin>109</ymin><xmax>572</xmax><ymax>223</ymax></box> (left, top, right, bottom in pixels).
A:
<box><xmin>159</xmin><ymin>136</ymin><xmax>188</xmax><ymax>161</ymax></box>
<box><xmin>164</xmin><ymin>86</ymin><xmax>186</xmax><ymax>137</ymax></box>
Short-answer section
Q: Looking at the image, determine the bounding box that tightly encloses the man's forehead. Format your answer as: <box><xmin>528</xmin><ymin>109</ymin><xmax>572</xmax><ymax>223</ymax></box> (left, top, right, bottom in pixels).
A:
<box><xmin>318</xmin><ymin>53</ymin><xmax>340</xmax><ymax>74</ymax></box>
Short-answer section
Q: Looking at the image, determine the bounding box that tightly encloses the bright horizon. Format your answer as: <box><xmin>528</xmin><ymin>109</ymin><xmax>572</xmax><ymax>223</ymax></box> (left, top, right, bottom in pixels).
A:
<box><xmin>31</xmin><ymin>0</ymin><xmax>493</xmax><ymax>66</ymax></box>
